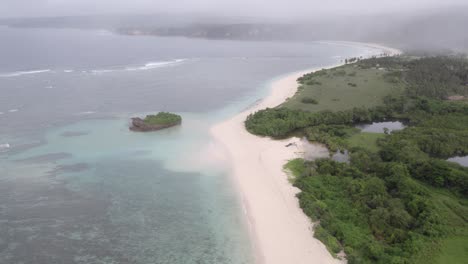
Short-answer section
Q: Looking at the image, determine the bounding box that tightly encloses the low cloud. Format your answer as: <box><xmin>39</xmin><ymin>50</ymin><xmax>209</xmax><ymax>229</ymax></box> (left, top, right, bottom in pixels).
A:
<box><xmin>1</xmin><ymin>0</ymin><xmax>467</xmax><ymax>18</ymax></box>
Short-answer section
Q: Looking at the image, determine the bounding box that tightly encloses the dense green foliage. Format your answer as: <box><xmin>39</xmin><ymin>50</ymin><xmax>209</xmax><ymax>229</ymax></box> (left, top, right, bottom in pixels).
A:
<box><xmin>305</xmin><ymin>125</ymin><xmax>359</xmax><ymax>152</ymax></box>
<box><xmin>252</xmin><ymin>56</ymin><xmax>468</xmax><ymax>263</ymax></box>
<box><xmin>295</xmin><ymin>157</ymin><xmax>441</xmax><ymax>263</ymax></box>
<box><xmin>143</xmin><ymin>112</ymin><xmax>182</xmax><ymax>125</ymax></box>
<box><xmin>378</xmin><ymin>114</ymin><xmax>468</xmax><ymax>196</ymax></box>
<box><xmin>245</xmin><ymin>106</ymin><xmax>393</xmax><ymax>138</ymax></box>
<box><xmin>291</xmin><ymin>155</ymin><xmax>467</xmax><ymax>264</ymax></box>
<box><xmin>283</xmin><ymin>158</ymin><xmax>307</xmax><ymax>183</ymax></box>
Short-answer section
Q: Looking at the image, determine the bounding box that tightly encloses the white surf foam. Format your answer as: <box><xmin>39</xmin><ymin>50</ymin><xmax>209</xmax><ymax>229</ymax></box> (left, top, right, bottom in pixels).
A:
<box><xmin>125</xmin><ymin>59</ymin><xmax>187</xmax><ymax>71</ymax></box>
<box><xmin>0</xmin><ymin>143</ymin><xmax>10</xmax><ymax>151</ymax></box>
<box><xmin>76</xmin><ymin>111</ymin><xmax>96</xmax><ymax>115</ymax></box>
<box><xmin>8</xmin><ymin>109</ymin><xmax>19</xmax><ymax>113</ymax></box>
<box><xmin>0</xmin><ymin>59</ymin><xmax>187</xmax><ymax>77</ymax></box>
<box><xmin>96</xmin><ymin>30</ymin><xmax>113</xmax><ymax>36</ymax></box>
<box><xmin>91</xmin><ymin>69</ymin><xmax>115</xmax><ymax>75</ymax></box>
<box><xmin>88</xmin><ymin>59</ymin><xmax>187</xmax><ymax>74</ymax></box>
<box><xmin>0</xmin><ymin>69</ymin><xmax>51</xmax><ymax>78</ymax></box>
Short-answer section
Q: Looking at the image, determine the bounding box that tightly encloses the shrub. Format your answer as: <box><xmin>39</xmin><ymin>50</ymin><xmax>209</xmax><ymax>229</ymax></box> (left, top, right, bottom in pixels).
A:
<box><xmin>301</xmin><ymin>97</ymin><xmax>319</xmax><ymax>104</ymax></box>
<box><xmin>306</xmin><ymin>80</ymin><xmax>322</xmax><ymax>85</ymax></box>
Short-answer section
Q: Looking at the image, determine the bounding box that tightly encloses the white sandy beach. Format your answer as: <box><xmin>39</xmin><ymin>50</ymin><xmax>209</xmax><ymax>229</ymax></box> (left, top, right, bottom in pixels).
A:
<box><xmin>211</xmin><ymin>45</ymin><xmax>401</xmax><ymax>264</ymax></box>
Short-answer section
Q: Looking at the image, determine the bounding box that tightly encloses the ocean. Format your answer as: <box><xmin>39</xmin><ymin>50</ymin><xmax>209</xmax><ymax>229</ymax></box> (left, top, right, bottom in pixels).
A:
<box><xmin>0</xmin><ymin>26</ymin><xmax>380</xmax><ymax>264</ymax></box>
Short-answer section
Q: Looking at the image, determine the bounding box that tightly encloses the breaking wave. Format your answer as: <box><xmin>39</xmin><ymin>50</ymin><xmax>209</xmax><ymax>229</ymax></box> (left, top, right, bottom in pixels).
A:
<box><xmin>0</xmin><ymin>69</ymin><xmax>51</xmax><ymax>78</ymax></box>
<box><xmin>75</xmin><ymin>111</ymin><xmax>96</xmax><ymax>115</ymax></box>
<box><xmin>0</xmin><ymin>59</ymin><xmax>187</xmax><ymax>77</ymax></box>
<box><xmin>0</xmin><ymin>143</ymin><xmax>10</xmax><ymax>152</ymax></box>
<box><xmin>126</xmin><ymin>59</ymin><xmax>187</xmax><ymax>71</ymax></box>
<box><xmin>91</xmin><ymin>59</ymin><xmax>187</xmax><ymax>74</ymax></box>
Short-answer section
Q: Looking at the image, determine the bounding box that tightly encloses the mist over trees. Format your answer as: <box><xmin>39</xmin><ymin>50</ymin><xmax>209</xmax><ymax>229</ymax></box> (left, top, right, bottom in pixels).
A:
<box><xmin>1</xmin><ymin>7</ymin><xmax>467</xmax><ymax>53</ymax></box>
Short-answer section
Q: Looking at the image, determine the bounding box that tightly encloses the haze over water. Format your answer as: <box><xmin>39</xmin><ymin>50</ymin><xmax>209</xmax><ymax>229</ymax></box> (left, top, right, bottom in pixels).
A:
<box><xmin>0</xmin><ymin>26</ymin><xmax>380</xmax><ymax>263</ymax></box>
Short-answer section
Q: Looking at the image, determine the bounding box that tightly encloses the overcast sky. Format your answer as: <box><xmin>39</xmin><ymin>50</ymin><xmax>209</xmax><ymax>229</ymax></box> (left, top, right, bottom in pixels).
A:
<box><xmin>1</xmin><ymin>0</ymin><xmax>467</xmax><ymax>18</ymax></box>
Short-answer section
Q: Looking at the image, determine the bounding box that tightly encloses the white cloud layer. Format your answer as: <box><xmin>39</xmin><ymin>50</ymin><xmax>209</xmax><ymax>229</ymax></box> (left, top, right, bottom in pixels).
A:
<box><xmin>1</xmin><ymin>0</ymin><xmax>467</xmax><ymax>18</ymax></box>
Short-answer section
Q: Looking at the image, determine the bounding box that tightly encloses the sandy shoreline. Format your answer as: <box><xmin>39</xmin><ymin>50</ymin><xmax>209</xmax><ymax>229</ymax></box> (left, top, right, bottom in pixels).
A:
<box><xmin>319</xmin><ymin>41</ymin><xmax>402</xmax><ymax>57</ymax></box>
<box><xmin>211</xmin><ymin>44</ymin><xmax>401</xmax><ymax>264</ymax></box>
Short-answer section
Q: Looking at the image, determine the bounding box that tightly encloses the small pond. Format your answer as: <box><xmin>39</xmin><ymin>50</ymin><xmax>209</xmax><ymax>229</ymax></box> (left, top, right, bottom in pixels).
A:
<box><xmin>447</xmin><ymin>156</ymin><xmax>468</xmax><ymax>167</ymax></box>
<box><xmin>332</xmin><ymin>150</ymin><xmax>350</xmax><ymax>163</ymax></box>
<box><xmin>300</xmin><ymin>138</ymin><xmax>329</xmax><ymax>160</ymax></box>
<box><xmin>356</xmin><ymin>121</ymin><xmax>405</xmax><ymax>133</ymax></box>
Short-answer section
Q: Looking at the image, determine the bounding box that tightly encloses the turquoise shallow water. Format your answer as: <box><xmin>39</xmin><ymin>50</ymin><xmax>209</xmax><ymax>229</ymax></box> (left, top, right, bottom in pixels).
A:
<box><xmin>2</xmin><ymin>115</ymin><xmax>254</xmax><ymax>264</ymax></box>
<box><xmin>0</xmin><ymin>26</ymin><xmax>383</xmax><ymax>263</ymax></box>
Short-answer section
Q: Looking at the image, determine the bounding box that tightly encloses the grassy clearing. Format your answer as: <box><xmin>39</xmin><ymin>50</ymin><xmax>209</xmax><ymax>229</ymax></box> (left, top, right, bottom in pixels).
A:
<box><xmin>412</xmin><ymin>188</ymin><xmax>468</xmax><ymax>264</ymax></box>
<box><xmin>283</xmin><ymin>158</ymin><xmax>307</xmax><ymax>183</ymax></box>
<box><xmin>434</xmin><ymin>236</ymin><xmax>468</xmax><ymax>264</ymax></box>
<box><xmin>346</xmin><ymin>132</ymin><xmax>385</xmax><ymax>152</ymax></box>
<box><xmin>281</xmin><ymin>64</ymin><xmax>404</xmax><ymax>112</ymax></box>
<box><xmin>431</xmin><ymin>190</ymin><xmax>468</xmax><ymax>264</ymax></box>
